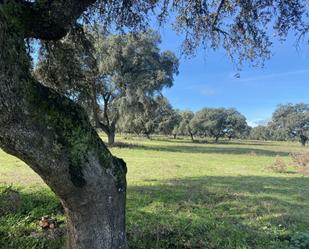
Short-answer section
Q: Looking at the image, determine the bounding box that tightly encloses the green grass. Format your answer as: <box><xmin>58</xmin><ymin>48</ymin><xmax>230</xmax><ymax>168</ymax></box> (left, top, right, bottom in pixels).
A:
<box><xmin>0</xmin><ymin>136</ymin><xmax>308</xmax><ymax>248</ymax></box>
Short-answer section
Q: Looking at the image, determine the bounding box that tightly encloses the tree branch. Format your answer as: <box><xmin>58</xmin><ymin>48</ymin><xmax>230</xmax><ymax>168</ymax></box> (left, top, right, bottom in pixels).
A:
<box><xmin>212</xmin><ymin>0</ymin><xmax>225</xmax><ymax>29</ymax></box>
<box><xmin>19</xmin><ymin>0</ymin><xmax>96</xmax><ymax>40</ymax></box>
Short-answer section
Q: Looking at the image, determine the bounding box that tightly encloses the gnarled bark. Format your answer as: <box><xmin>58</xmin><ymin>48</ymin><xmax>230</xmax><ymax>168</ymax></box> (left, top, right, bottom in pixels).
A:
<box><xmin>0</xmin><ymin>2</ymin><xmax>127</xmax><ymax>248</ymax></box>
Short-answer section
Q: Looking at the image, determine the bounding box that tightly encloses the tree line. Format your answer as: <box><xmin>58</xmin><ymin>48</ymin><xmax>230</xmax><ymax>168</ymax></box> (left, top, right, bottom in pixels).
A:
<box><xmin>126</xmin><ymin>101</ymin><xmax>309</xmax><ymax>147</ymax></box>
<box><xmin>119</xmin><ymin>105</ymin><xmax>250</xmax><ymax>142</ymax></box>
<box><xmin>120</xmin><ymin>101</ymin><xmax>309</xmax><ymax>147</ymax></box>
<box><xmin>250</xmin><ymin>103</ymin><xmax>309</xmax><ymax>146</ymax></box>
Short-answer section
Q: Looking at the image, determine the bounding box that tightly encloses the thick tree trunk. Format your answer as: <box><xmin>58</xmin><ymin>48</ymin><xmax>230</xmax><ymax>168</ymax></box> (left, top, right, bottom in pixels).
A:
<box><xmin>173</xmin><ymin>134</ymin><xmax>177</xmax><ymax>139</ymax></box>
<box><xmin>63</xmin><ymin>167</ymin><xmax>127</xmax><ymax>249</ymax></box>
<box><xmin>189</xmin><ymin>133</ymin><xmax>194</xmax><ymax>141</ymax></box>
<box><xmin>0</xmin><ymin>8</ymin><xmax>127</xmax><ymax>249</ymax></box>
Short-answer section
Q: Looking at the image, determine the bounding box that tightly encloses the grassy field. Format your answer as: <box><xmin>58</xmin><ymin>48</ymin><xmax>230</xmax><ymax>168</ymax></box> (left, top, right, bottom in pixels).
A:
<box><xmin>0</xmin><ymin>136</ymin><xmax>308</xmax><ymax>249</ymax></box>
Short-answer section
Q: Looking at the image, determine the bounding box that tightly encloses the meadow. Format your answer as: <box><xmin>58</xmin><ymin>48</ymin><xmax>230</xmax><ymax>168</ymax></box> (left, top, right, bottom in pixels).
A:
<box><xmin>0</xmin><ymin>135</ymin><xmax>308</xmax><ymax>249</ymax></box>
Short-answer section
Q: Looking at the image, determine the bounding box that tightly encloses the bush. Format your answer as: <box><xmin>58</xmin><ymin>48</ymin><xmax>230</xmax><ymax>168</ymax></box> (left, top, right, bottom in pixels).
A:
<box><xmin>291</xmin><ymin>153</ymin><xmax>309</xmax><ymax>175</ymax></box>
<box><xmin>269</xmin><ymin>157</ymin><xmax>288</xmax><ymax>173</ymax></box>
<box><xmin>290</xmin><ymin>232</ymin><xmax>309</xmax><ymax>249</ymax></box>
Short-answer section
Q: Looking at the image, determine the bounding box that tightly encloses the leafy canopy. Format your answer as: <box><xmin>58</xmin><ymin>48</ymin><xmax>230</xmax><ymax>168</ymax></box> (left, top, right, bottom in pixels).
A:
<box><xmin>191</xmin><ymin>107</ymin><xmax>248</xmax><ymax>140</ymax></box>
<box><xmin>271</xmin><ymin>103</ymin><xmax>309</xmax><ymax>140</ymax></box>
<box><xmin>84</xmin><ymin>0</ymin><xmax>309</xmax><ymax>66</ymax></box>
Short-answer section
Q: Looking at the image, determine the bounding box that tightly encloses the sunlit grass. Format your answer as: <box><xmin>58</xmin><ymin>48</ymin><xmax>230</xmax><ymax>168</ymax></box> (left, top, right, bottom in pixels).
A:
<box><xmin>0</xmin><ymin>135</ymin><xmax>308</xmax><ymax>248</ymax></box>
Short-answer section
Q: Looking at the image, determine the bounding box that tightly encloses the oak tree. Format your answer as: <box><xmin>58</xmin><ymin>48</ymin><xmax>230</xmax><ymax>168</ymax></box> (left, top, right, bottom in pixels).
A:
<box><xmin>270</xmin><ymin>103</ymin><xmax>309</xmax><ymax>146</ymax></box>
<box><xmin>177</xmin><ymin>111</ymin><xmax>195</xmax><ymax>141</ymax></box>
<box><xmin>191</xmin><ymin>108</ymin><xmax>248</xmax><ymax>142</ymax></box>
<box><xmin>36</xmin><ymin>29</ymin><xmax>178</xmax><ymax>145</ymax></box>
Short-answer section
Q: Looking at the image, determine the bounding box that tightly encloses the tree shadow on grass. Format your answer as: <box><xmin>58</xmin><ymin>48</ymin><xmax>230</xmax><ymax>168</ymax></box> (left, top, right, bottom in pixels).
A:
<box><xmin>131</xmin><ymin>143</ymin><xmax>290</xmax><ymax>156</ymax></box>
<box><xmin>150</xmin><ymin>137</ymin><xmax>281</xmax><ymax>147</ymax></box>
<box><xmin>1</xmin><ymin>175</ymin><xmax>308</xmax><ymax>249</ymax></box>
<box><xmin>127</xmin><ymin>175</ymin><xmax>309</xmax><ymax>248</ymax></box>
<box><xmin>0</xmin><ymin>186</ymin><xmax>64</xmax><ymax>249</ymax></box>
<box><xmin>112</xmin><ymin>137</ymin><xmax>292</xmax><ymax>156</ymax></box>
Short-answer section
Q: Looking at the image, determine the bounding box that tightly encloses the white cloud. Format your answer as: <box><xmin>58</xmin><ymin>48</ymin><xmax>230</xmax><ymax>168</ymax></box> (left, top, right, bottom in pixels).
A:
<box><xmin>184</xmin><ymin>84</ymin><xmax>217</xmax><ymax>96</ymax></box>
<box><xmin>248</xmin><ymin>118</ymin><xmax>271</xmax><ymax>127</ymax></box>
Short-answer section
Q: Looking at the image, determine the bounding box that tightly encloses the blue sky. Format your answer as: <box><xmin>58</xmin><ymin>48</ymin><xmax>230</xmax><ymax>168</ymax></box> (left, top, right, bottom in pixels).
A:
<box><xmin>155</xmin><ymin>25</ymin><xmax>309</xmax><ymax>127</ymax></box>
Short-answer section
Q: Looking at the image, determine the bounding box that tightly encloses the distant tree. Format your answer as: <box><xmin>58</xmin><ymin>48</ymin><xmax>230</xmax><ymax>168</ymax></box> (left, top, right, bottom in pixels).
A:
<box><xmin>270</xmin><ymin>103</ymin><xmax>309</xmax><ymax>146</ymax></box>
<box><xmin>270</xmin><ymin>128</ymin><xmax>290</xmax><ymax>141</ymax></box>
<box><xmin>123</xmin><ymin>103</ymin><xmax>156</xmax><ymax>139</ymax></box>
<box><xmin>172</xmin><ymin>126</ymin><xmax>179</xmax><ymax>139</ymax></box>
<box><xmin>177</xmin><ymin>111</ymin><xmax>195</xmax><ymax>141</ymax></box>
<box><xmin>225</xmin><ymin>109</ymin><xmax>249</xmax><ymax>140</ymax></box>
<box><xmin>249</xmin><ymin>125</ymin><xmax>273</xmax><ymax>141</ymax></box>
<box><xmin>191</xmin><ymin>108</ymin><xmax>248</xmax><ymax>142</ymax></box>
<box><xmin>239</xmin><ymin>125</ymin><xmax>252</xmax><ymax>140</ymax></box>
<box><xmin>119</xmin><ymin>95</ymin><xmax>174</xmax><ymax>138</ymax></box>
<box><xmin>157</xmin><ymin>106</ymin><xmax>181</xmax><ymax>137</ymax></box>
<box><xmin>36</xmin><ymin>29</ymin><xmax>179</xmax><ymax>145</ymax></box>
<box><xmin>170</xmin><ymin>110</ymin><xmax>183</xmax><ymax>139</ymax></box>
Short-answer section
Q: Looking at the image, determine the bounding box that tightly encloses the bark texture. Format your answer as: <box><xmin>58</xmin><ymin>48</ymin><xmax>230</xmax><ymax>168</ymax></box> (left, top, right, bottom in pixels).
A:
<box><xmin>0</xmin><ymin>2</ymin><xmax>127</xmax><ymax>248</ymax></box>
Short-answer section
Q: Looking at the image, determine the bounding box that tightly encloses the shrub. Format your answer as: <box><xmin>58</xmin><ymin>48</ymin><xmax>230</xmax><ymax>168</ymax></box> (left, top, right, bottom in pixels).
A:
<box><xmin>269</xmin><ymin>157</ymin><xmax>287</xmax><ymax>173</ymax></box>
<box><xmin>290</xmin><ymin>232</ymin><xmax>309</xmax><ymax>249</ymax></box>
<box><xmin>291</xmin><ymin>153</ymin><xmax>309</xmax><ymax>175</ymax></box>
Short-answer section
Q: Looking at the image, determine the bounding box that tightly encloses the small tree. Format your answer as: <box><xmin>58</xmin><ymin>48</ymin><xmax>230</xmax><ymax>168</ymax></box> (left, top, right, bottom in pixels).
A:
<box><xmin>270</xmin><ymin>103</ymin><xmax>309</xmax><ymax>146</ymax></box>
<box><xmin>225</xmin><ymin>109</ymin><xmax>249</xmax><ymax>140</ymax></box>
<box><xmin>171</xmin><ymin>111</ymin><xmax>183</xmax><ymax>139</ymax></box>
<box><xmin>191</xmin><ymin>108</ymin><xmax>223</xmax><ymax>142</ymax></box>
<box><xmin>191</xmin><ymin>108</ymin><xmax>248</xmax><ymax>142</ymax></box>
<box><xmin>177</xmin><ymin>111</ymin><xmax>195</xmax><ymax>141</ymax></box>
<box><xmin>157</xmin><ymin>107</ymin><xmax>182</xmax><ymax>137</ymax></box>
<box><xmin>249</xmin><ymin>125</ymin><xmax>273</xmax><ymax>140</ymax></box>
<box><xmin>119</xmin><ymin>95</ymin><xmax>174</xmax><ymax>138</ymax></box>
